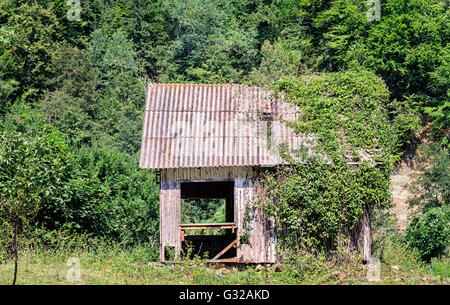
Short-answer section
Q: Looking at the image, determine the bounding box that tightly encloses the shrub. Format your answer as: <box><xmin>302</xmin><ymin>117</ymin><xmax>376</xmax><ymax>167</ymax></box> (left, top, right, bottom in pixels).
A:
<box><xmin>65</xmin><ymin>146</ymin><xmax>160</xmax><ymax>246</ymax></box>
<box><xmin>0</xmin><ymin>123</ymin><xmax>160</xmax><ymax>250</ymax></box>
<box><xmin>406</xmin><ymin>206</ymin><xmax>450</xmax><ymax>261</ymax></box>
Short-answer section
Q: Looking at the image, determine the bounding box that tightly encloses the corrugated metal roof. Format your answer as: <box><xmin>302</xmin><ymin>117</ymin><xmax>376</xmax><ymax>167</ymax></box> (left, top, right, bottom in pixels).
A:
<box><xmin>139</xmin><ymin>84</ymin><xmax>315</xmax><ymax>169</ymax></box>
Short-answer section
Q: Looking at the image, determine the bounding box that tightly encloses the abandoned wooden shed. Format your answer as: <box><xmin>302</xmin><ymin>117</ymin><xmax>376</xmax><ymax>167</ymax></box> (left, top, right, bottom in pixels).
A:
<box><xmin>139</xmin><ymin>83</ymin><xmax>317</xmax><ymax>263</ymax></box>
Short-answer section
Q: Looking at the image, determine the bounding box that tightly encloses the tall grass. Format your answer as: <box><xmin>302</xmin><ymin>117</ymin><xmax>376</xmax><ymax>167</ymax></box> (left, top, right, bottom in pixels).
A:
<box><xmin>1</xmin><ymin>238</ymin><xmax>447</xmax><ymax>285</ymax></box>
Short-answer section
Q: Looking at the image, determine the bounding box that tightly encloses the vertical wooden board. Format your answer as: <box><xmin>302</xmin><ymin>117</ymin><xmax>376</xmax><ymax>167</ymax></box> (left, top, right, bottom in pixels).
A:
<box><xmin>235</xmin><ymin>178</ymin><xmax>254</xmax><ymax>262</ymax></box>
<box><xmin>234</xmin><ymin>179</ymin><xmax>242</xmax><ymax>260</ymax></box>
<box><xmin>160</xmin><ymin>179</ymin><xmax>180</xmax><ymax>261</ymax></box>
<box><xmin>235</xmin><ymin>178</ymin><xmax>277</xmax><ymax>263</ymax></box>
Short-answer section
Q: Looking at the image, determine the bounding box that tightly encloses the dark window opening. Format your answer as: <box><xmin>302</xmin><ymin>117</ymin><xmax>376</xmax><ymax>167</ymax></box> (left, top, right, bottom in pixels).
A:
<box><xmin>180</xmin><ymin>181</ymin><xmax>236</xmax><ymax>260</ymax></box>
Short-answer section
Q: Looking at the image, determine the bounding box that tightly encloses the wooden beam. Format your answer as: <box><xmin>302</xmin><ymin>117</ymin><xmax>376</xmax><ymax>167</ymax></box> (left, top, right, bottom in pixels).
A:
<box><xmin>180</xmin><ymin>222</ymin><xmax>235</xmax><ymax>227</ymax></box>
<box><xmin>207</xmin><ymin>258</ymin><xmax>238</xmax><ymax>263</ymax></box>
<box><xmin>212</xmin><ymin>239</ymin><xmax>238</xmax><ymax>260</ymax></box>
<box><xmin>180</xmin><ymin>222</ymin><xmax>236</xmax><ymax>231</ymax></box>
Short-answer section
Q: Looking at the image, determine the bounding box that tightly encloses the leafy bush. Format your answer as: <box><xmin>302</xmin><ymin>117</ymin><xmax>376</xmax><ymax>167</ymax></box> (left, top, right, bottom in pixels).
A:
<box><xmin>64</xmin><ymin>146</ymin><xmax>160</xmax><ymax>246</ymax></box>
<box><xmin>0</xmin><ymin>122</ymin><xmax>159</xmax><ymax>249</ymax></box>
<box><xmin>181</xmin><ymin>199</ymin><xmax>225</xmax><ymax>224</ymax></box>
<box><xmin>405</xmin><ymin>206</ymin><xmax>450</xmax><ymax>261</ymax></box>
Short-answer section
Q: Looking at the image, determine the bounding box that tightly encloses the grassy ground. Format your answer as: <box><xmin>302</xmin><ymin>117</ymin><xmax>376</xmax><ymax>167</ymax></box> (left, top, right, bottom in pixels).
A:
<box><xmin>0</xmin><ymin>242</ymin><xmax>448</xmax><ymax>285</ymax></box>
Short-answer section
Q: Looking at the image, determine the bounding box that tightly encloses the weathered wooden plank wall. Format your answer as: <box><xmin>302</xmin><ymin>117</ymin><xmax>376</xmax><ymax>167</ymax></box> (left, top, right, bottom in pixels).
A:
<box><xmin>234</xmin><ymin>178</ymin><xmax>276</xmax><ymax>263</ymax></box>
<box><xmin>159</xmin><ymin>180</ymin><xmax>180</xmax><ymax>262</ymax></box>
<box><xmin>160</xmin><ymin>167</ymin><xmax>257</xmax><ymax>182</ymax></box>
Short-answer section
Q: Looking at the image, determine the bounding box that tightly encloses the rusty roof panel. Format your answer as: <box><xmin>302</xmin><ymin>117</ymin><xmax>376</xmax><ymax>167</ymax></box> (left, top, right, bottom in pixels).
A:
<box><xmin>139</xmin><ymin>84</ymin><xmax>313</xmax><ymax>169</ymax></box>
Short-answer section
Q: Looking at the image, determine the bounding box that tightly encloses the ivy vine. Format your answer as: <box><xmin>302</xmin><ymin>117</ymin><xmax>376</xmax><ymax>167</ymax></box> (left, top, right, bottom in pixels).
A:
<box><xmin>257</xmin><ymin>71</ymin><xmax>398</xmax><ymax>253</ymax></box>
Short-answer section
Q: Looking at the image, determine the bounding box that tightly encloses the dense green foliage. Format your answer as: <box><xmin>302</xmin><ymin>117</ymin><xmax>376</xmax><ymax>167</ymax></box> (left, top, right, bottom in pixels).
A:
<box><xmin>2</xmin><ymin>1</ymin><xmax>448</xmax><ymax>139</ymax></box>
<box><xmin>63</xmin><ymin>146</ymin><xmax>159</xmax><ymax>246</ymax></box>
<box><xmin>0</xmin><ymin>123</ymin><xmax>159</xmax><ymax>250</ymax></box>
<box><xmin>0</xmin><ymin>0</ymin><xmax>448</xmax><ymax>266</ymax></box>
<box><xmin>258</xmin><ymin>72</ymin><xmax>395</xmax><ymax>253</ymax></box>
<box><xmin>405</xmin><ymin>143</ymin><xmax>449</xmax><ymax>261</ymax></box>
<box><xmin>181</xmin><ymin>199</ymin><xmax>226</xmax><ymax>235</ymax></box>
<box><xmin>275</xmin><ymin>71</ymin><xmax>397</xmax><ymax>160</ymax></box>
<box><xmin>406</xmin><ymin>207</ymin><xmax>449</xmax><ymax>261</ymax></box>
<box><xmin>181</xmin><ymin>199</ymin><xmax>225</xmax><ymax>224</ymax></box>
<box><xmin>0</xmin><ymin>126</ymin><xmax>69</xmax><ymax>251</ymax></box>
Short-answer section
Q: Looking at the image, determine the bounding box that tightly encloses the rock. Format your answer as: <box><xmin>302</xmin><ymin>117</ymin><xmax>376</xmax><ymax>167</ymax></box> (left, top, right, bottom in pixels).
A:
<box><xmin>274</xmin><ymin>264</ymin><xmax>284</xmax><ymax>272</ymax></box>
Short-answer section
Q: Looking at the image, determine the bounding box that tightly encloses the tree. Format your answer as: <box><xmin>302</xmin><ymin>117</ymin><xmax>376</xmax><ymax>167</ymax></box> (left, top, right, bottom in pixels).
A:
<box><xmin>159</xmin><ymin>0</ymin><xmax>239</xmax><ymax>81</ymax></box>
<box><xmin>249</xmin><ymin>39</ymin><xmax>303</xmax><ymax>86</ymax></box>
<box><xmin>125</xmin><ymin>0</ymin><xmax>172</xmax><ymax>80</ymax></box>
<box><xmin>0</xmin><ymin>126</ymin><xmax>70</xmax><ymax>284</ymax></box>
<box><xmin>89</xmin><ymin>28</ymin><xmax>141</xmax><ymax>83</ymax></box>
<box><xmin>314</xmin><ymin>0</ymin><xmax>449</xmax><ymax>145</ymax></box>
<box><xmin>41</xmin><ymin>43</ymin><xmax>99</xmax><ymax>145</ymax></box>
<box><xmin>0</xmin><ymin>2</ymin><xmax>60</xmax><ymax>103</ymax></box>
<box><xmin>185</xmin><ymin>26</ymin><xmax>259</xmax><ymax>83</ymax></box>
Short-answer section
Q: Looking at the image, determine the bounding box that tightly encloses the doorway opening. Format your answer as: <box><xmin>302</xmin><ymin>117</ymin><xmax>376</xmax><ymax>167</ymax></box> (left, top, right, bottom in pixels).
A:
<box><xmin>180</xmin><ymin>181</ymin><xmax>236</xmax><ymax>261</ymax></box>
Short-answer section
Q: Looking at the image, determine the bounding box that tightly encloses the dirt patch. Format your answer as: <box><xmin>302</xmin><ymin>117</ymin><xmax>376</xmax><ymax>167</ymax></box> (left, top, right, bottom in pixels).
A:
<box><xmin>390</xmin><ymin>160</ymin><xmax>417</xmax><ymax>233</ymax></box>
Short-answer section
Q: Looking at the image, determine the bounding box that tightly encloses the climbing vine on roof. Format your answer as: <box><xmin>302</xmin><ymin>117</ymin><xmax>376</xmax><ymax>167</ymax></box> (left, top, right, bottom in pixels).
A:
<box><xmin>275</xmin><ymin>70</ymin><xmax>399</xmax><ymax>164</ymax></box>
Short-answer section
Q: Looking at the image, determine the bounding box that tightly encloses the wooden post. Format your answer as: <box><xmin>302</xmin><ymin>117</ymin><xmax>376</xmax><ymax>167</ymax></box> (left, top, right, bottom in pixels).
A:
<box><xmin>361</xmin><ymin>205</ymin><xmax>371</xmax><ymax>263</ymax></box>
<box><xmin>159</xmin><ymin>179</ymin><xmax>181</xmax><ymax>262</ymax></box>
